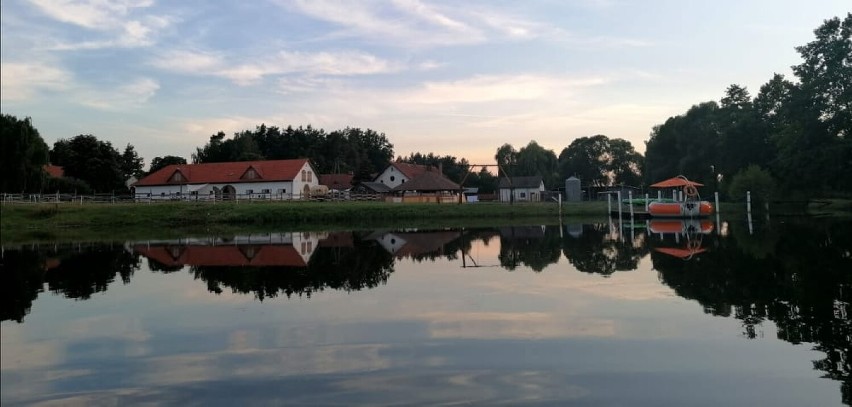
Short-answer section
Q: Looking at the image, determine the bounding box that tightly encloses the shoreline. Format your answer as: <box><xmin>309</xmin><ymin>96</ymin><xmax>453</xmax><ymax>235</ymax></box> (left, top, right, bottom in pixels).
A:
<box><xmin>3</xmin><ymin>199</ymin><xmax>847</xmax><ymax>244</ymax></box>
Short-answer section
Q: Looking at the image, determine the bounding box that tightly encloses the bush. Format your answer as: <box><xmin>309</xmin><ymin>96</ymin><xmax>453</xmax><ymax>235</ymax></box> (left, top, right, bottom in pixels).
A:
<box><xmin>728</xmin><ymin>165</ymin><xmax>777</xmax><ymax>204</ymax></box>
<box><xmin>44</xmin><ymin>176</ymin><xmax>92</xmax><ymax>194</ymax></box>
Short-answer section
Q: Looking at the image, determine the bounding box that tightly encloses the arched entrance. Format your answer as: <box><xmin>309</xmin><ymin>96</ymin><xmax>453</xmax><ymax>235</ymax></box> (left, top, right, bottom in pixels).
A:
<box><xmin>303</xmin><ymin>184</ymin><xmax>310</xmax><ymax>200</ymax></box>
<box><xmin>223</xmin><ymin>185</ymin><xmax>236</xmax><ymax>200</ymax></box>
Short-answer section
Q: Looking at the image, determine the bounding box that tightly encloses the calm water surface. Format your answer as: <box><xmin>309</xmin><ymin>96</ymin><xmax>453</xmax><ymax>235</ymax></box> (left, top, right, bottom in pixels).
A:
<box><xmin>1</xmin><ymin>217</ymin><xmax>850</xmax><ymax>406</ymax></box>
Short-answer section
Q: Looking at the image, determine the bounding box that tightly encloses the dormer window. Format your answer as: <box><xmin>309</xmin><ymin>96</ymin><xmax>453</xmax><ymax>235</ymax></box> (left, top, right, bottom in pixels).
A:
<box><xmin>169</xmin><ymin>170</ymin><xmax>186</xmax><ymax>183</ymax></box>
<box><xmin>241</xmin><ymin>167</ymin><xmax>261</xmax><ymax>180</ymax></box>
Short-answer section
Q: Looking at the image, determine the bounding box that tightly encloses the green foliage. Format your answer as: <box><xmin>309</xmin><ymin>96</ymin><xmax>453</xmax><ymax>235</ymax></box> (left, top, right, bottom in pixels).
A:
<box><xmin>559</xmin><ymin>135</ymin><xmax>643</xmax><ymax>187</ymax></box>
<box><xmin>50</xmin><ymin>135</ymin><xmax>127</xmax><ymax>193</ymax></box>
<box><xmin>645</xmin><ymin>14</ymin><xmax>852</xmax><ymax>197</ymax></box>
<box><xmin>192</xmin><ymin>124</ymin><xmax>394</xmax><ymax>177</ymax></box>
<box><xmin>44</xmin><ymin>176</ymin><xmax>92</xmax><ymax>194</ymax></box>
<box><xmin>728</xmin><ymin>165</ymin><xmax>777</xmax><ymax>204</ymax></box>
<box><xmin>398</xmin><ymin>152</ymin><xmax>469</xmax><ymax>183</ymax></box>
<box><xmin>495</xmin><ymin>141</ymin><xmax>561</xmax><ymax>188</ymax></box>
<box><xmin>149</xmin><ymin>155</ymin><xmax>188</xmax><ymax>174</ymax></box>
<box><xmin>120</xmin><ymin>144</ymin><xmax>145</xmax><ymax>179</ymax></box>
<box><xmin>0</xmin><ymin>114</ymin><xmax>49</xmax><ymax>192</ymax></box>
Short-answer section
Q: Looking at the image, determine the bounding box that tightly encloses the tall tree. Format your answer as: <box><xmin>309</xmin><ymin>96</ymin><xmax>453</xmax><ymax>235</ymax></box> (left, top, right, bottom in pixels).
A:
<box><xmin>120</xmin><ymin>144</ymin><xmax>145</xmax><ymax>179</ymax></box>
<box><xmin>51</xmin><ymin>135</ymin><xmax>126</xmax><ymax>193</ymax></box>
<box><xmin>515</xmin><ymin>141</ymin><xmax>559</xmax><ymax>188</ymax></box>
<box><xmin>0</xmin><ymin>114</ymin><xmax>49</xmax><ymax>192</ymax></box>
<box><xmin>149</xmin><ymin>155</ymin><xmax>187</xmax><ymax>174</ymax></box>
<box><xmin>494</xmin><ymin>143</ymin><xmax>518</xmax><ymax>177</ymax></box>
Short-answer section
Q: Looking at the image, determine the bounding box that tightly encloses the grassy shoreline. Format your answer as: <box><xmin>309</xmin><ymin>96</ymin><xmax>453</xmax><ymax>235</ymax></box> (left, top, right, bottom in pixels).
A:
<box><xmin>3</xmin><ymin>199</ymin><xmax>848</xmax><ymax>244</ymax></box>
<box><xmin>0</xmin><ymin>201</ymin><xmax>606</xmax><ymax>243</ymax></box>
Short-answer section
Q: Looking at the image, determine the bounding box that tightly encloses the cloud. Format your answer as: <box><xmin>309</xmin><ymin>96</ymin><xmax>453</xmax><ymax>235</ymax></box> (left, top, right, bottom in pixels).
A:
<box><xmin>0</xmin><ymin>62</ymin><xmax>71</xmax><ymax>101</ymax></box>
<box><xmin>399</xmin><ymin>74</ymin><xmax>610</xmax><ymax>104</ymax></box>
<box><xmin>79</xmin><ymin>77</ymin><xmax>160</xmax><ymax>109</ymax></box>
<box><xmin>27</xmin><ymin>0</ymin><xmax>172</xmax><ymax>50</ymax></box>
<box><xmin>151</xmin><ymin>49</ymin><xmax>401</xmax><ymax>85</ymax></box>
<box><xmin>284</xmin><ymin>0</ymin><xmax>558</xmax><ymax>47</ymax></box>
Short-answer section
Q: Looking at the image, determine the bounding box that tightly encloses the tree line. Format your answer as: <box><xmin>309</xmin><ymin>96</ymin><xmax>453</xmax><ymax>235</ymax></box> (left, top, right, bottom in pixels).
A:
<box><xmin>645</xmin><ymin>14</ymin><xmax>852</xmax><ymax>200</ymax></box>
<box><xmin>2</xmin><ymin>14</ymin><xmax>844</xmax><ymax>198</ymax></box>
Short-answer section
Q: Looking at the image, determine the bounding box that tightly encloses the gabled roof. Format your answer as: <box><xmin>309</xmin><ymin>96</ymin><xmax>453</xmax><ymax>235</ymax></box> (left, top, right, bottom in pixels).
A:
<box><xmin>134</xmin><ymin>244</ymin><xmax>308</xmax><ymax>267</ymax></box>
<box><xmin>319</xmin><ymin>173</ymin><xmax>354</xmax><ymax>190</ymax></box>
<box><xmin>358</xmin><ymin>181</ymin><xmax>392</xmax><ymax>193</ymax></box>
<box><xmin>392</xmin><ymin>171</ymin><xmax>460</xmax><ymax>192</ymax></box>
<box><xmin>498</xmin><ymin>176</ymin><xmax>543</xmax><ymax>189</ymax></box>
<box><xmin>386</xmin><ymin>162</ymin><xmax>438</xmax><ymax>180</ymax></box>
<box><xmin>134</xmin><ymin>159</ymin><xmax>310</xmax><ymax>186</ymax></box>
<box><xmin>44</xmin><ymin>165</ymin><xmax>64</xmax><ymax>178</ymax></box>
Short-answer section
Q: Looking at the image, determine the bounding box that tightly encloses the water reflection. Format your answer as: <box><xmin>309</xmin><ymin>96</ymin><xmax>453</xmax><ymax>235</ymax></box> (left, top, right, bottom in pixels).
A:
<box><xmin>1</xmin><ymin>219</ymin><xmax>850</xmax><ymax>405</ymax></box>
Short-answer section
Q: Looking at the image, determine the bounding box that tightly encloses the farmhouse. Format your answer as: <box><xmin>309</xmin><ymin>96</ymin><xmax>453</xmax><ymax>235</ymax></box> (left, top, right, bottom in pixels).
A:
<box><xmin>374</xmin><ymin>162</ymin><xmax>439</xmax><ymax>189</ymax></box>
<box><xmin>132</xmin><ymin>159</ymin><xmax>319</xmax><ymax>200</ymax></box>
<box><xmin>498</xmin><ymin>176</ymin><xmax>545</xmax><ymax>202</ymax></box>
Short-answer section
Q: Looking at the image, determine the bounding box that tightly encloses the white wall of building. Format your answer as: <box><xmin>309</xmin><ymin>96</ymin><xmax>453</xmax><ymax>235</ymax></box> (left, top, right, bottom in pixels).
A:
<box><xmin>499</xmin><ymin>184</ymin><xmax>545</xmax><ymax>202</ymax></box>
<box><xmin>374</xmin><ymin>165</ymin><xmax>409</xmax><ymax>189</ymax></box>
<box><xmin>134</xmin><ymin>162</ymin><xmax>319</xmax><ymax>200</ymax></box>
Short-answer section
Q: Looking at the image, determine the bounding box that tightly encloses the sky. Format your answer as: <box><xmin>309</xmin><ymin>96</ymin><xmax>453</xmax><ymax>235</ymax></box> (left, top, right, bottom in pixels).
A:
<box><xmin>1</xmin><ymin>1</ymin><xmax>848</xmax><ymax>169</ymax></box>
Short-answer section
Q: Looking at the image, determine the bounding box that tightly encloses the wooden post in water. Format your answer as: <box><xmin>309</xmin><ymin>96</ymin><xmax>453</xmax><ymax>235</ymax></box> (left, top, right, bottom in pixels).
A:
<box><xmin>746</xmin><ymin>191</ymin><xmax>752</xmax><ymax>213</ymax></box>
<box><xmin>645</xmin><ymin>193</ymin><xmax>649</xmax><ymax>212</ymax></box>
<box><xmin>714</xmin><ymin>192</ymin><xmax>720</xmax><ymax>213</ymax></box>
<box><xmin>628</xmin><ymin>191</ymin><xmax>634</xmax><ymax>220</ymax></box>
<box><xmin>607</xmin><ymin>193</ymin><xmax>612</xmax><ymax>215</ymax></box>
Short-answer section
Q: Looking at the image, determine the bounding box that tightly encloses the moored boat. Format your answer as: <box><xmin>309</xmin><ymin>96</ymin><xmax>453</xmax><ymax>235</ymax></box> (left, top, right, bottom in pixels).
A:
<box><xmin>648</xmin><ymin>176</ymin><xmax>714</xmax><ymax>218</ymax></box>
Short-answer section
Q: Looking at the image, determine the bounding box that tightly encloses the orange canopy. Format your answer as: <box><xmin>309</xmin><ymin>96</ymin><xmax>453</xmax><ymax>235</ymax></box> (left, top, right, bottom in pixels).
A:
<box><xmin>654</xmin><ymin>246</ymin><xmax>707</xmax><ymax>259</ymax></box>
<box><xmin>650</xmin><ymin>176</ymin><xmax>704</xmax><ymax>188</ymax></box>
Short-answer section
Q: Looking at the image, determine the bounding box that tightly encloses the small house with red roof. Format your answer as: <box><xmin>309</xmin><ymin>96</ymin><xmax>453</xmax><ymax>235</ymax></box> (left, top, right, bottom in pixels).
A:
<box><xmin>374</xmin><ymin>162</ymin><xmax>439</xmax><ymax>189</ymax></box>
<box><xmin>132</xmin><ymin>159</ymin><xmax>319</xmax><ymax>200</ymax></box>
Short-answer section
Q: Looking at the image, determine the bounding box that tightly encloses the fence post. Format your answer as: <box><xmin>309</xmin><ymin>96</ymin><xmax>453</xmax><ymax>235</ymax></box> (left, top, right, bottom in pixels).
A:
<box><xmin>714</xmin><ymin>192</ymin><xmax>720</xmax><ymax>213</ymax></box>
<box><xmin>628</xmin><ymin>191</ymin><xmax>634</xmax><ymax>220</ymax></box>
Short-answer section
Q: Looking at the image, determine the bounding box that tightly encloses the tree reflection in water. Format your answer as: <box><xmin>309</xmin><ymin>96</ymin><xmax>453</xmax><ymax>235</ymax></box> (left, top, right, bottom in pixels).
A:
<box><xmin>1</xmin><ymin>220</ymin><xmax>849</xmax><ymax>403</ymax></box>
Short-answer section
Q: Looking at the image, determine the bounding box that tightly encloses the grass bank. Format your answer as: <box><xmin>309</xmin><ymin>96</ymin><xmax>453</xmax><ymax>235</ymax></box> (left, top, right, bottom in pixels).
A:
<box><xmin>1</xmin><ymin>201</ymin><xmax>608</xmax><ymax>243</ymax></box>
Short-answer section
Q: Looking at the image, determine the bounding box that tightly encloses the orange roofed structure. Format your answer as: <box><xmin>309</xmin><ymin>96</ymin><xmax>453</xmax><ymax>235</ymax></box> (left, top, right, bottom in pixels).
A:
<box><xmin>132</xmin><ymin>159</ymin><xmax>319</xmax><ymax>201</ymax></box>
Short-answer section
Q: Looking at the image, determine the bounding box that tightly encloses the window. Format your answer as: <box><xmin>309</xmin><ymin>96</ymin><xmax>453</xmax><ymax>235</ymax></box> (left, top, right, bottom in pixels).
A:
<box><xmin>390</xmin><ymin>176</ymin><xmax>395</xmax><ymax>182</ymax></box>
<box><xmin>261</xmin><ymin>189</ymin><xmax>270</xmax><ymax>194</ymax></box>
<box><xmin>520</xmin><ymin>192</ymin><xmax>526</xmax><ymax>198</ymax></box>
<box><xmin>301</xmin><ymin>170</ymin><xmax>306</xmax><ymax>181</ymax></box>
<box><xmin>209</xmin><ymin>190</ymin><xmax>215</xmax><ymax>194</ymax></box>
<box><xmin>161</xmin><ymin>192</ymin><xmax>165</xmax><ymax>197</ymax></box>
<box><xmin>307</xmin><ymin>171</ymin><xmax>312</xmax><ymax>182</ymax></box>
<box><xmin>242</xmin><ymin>168</ymin><xmax>258</xmax><ymax>180</ymax></box>
<box><xmin>246</xmin><ymin>189</ymin><xmax>254</xmax><ymax>194</ymax></box>
<box><xmin>278</xmin><ymin>188</ymin><xmax>287</xmax><ymax>194</ymax></box>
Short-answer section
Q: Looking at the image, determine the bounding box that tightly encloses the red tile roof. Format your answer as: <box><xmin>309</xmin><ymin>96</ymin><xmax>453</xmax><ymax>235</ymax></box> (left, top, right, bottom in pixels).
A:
<box><xmin>134</xmin><ymin>159</ymin><xmax>310</xmax><ymax>186</ymax></box>
<box><xmin>44</xmin><ymin>165</ymin><xmax>64</xmax><ymax>178</ymax></box>
<box><xmin>392</xmin><ymin>171</ymin><xmax>460</xmax><ymax>192</ymax></box>
<box><xmin>318</xmin><ymin>173</ymin><xmax>354</xmax><ymax>190</ymax></box>
<box><xmin>390</xmin><ymin>162</ymin><xmax>438</xmax><ymax>180</ymax></box>
<box><xmin>134</xmin><ymin>245</ymin><xmax>308</xmax><ymax>267</ymax></box>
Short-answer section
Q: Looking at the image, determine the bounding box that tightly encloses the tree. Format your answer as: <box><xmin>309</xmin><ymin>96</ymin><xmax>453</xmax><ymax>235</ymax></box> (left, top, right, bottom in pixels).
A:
<box><xmin>120</xmin><ymin>144</ymin><xmax>145</xmax><ymax>179</ymax></box>
<box><xmin>608</xmin><ymin>138</ymin><xmax>643</xmax><ymax>186</ymax></box>
<box><xmin>558</xmin><ymin>135</ymin><xmax>642</xmax><ymax>187</ymax></box>
<box><xmin>149</xmin><ymin>155</ymin><xmax>187</xmax><ymax>174</ymax></box>
<box><xmin>515</xmin><ymin>141</ymin><xmax>559</xmax><ymax>188</ymax></box>
<box><xmin>494</xmin><ymin>144</ymin><xmax>517</xmax><ymax>177</ymax></box>
<box><xmin>50</xmin><ymin>135</ymin><xmax>126</xmax><ymax>193</ymax></box>
<box><xmin>792</xmin><ymin>13</ymin><xmax>852</xmax><ymax>140</ymax></box>
<box><xmin>728</xmin><ymin>165</ymin><xmax>777</xmax><ymax>206</ymax></box>
<box><xmin>0</xmin><ymin>114</ymin><xmax>49</xmax><ymax>192</ymax></box>
<box><xmin>398</xmin><ymin>152</ymin><xmax>470</xmax><ymax>183</ymax></box>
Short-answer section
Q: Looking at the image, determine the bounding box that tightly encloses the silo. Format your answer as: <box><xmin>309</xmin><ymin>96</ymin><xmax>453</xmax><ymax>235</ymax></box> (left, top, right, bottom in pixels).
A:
<box><xmin>565</xmin><ymin>176</ymin><xmax>581</xmax><ymax>202</ymax></box>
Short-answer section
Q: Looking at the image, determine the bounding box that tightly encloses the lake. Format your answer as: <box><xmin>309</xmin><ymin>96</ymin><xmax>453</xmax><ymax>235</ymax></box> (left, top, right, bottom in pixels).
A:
<box><xmin>2</xmin><ymin>217</ymin><xmax>850</xmax><ymax>406</ymax></box>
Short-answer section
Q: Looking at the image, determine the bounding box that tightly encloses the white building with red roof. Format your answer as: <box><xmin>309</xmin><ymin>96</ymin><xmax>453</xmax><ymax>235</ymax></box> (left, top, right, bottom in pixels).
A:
<box><xmin>374</xmin><ymin>162</ymin><xmax>439</xmax><ymax>189</ymax></box>
<box><xmin>132</xmin><ymin>159</ymin><xmax>319</xmax><ymax>200</ymax></box>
